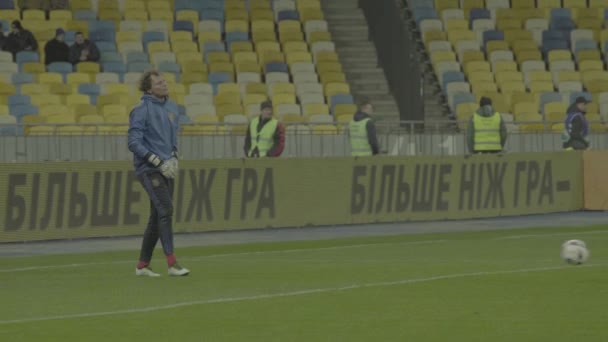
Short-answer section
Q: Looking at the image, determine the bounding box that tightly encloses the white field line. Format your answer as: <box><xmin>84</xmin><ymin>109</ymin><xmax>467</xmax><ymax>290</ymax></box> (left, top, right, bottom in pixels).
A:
<box><xmin>3</xmin><ymin>228</ymin><xmax>608</xmax><ymax>273</ymax></box>
<box><xmin>0</xmin><ymin>240</ymin><xmax>447</xmax><ymax>273</ymax></box>
<box><xmin>0</xmin><ymin>263</ymin><xmax>602</xmax><ymax>326</ymax></box>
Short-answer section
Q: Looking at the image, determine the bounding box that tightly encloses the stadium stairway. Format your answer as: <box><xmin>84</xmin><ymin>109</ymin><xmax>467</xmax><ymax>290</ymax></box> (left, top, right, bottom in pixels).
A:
<box><xmin>321</xmin><ymin>0</ymin><xmax>401</xmax><ymax>122</ymax></box>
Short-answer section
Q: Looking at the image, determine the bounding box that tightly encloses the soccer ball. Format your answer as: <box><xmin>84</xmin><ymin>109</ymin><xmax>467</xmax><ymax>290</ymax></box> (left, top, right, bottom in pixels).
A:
<box><xmin>560</xmin><ymin>240</ymin><xmax>589</xmax><ymax>265</ymax></box>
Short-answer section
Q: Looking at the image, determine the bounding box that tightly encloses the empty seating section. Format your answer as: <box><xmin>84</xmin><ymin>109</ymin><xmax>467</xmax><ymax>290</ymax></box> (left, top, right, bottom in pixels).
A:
<box><xmin>0</xmin><ymin>0</ymin><xmax>352</xmax><ymax>136</ymax></box>
<box><xmin>411</xmin><ymin>0</ymin><xmax>608</xmax><ymax>132</ymax></box>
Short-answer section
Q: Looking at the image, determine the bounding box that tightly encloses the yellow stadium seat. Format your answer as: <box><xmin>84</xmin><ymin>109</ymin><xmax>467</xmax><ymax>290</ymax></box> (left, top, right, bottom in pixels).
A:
<box><xmin>23</xmin><ymin>9</ymin><xmax>45</xmax><ymax>20</ymax></box>
<box><xmin>251</xmin><ymin>19</ymin><xmax>274</xmax><ymax>33</ymax></box>
<box><xmin>236</xmin><ymin>62</ymin><xmax>261</xmax><ymax>73</ymax></box>
<box><xmin>456</xmin><ymin>103</ymin><xmax>477</xmax><ymax>121</ymax></box>
<box><xmin>147</xmin><ymin>0</ymin><xmax>171</xmax><ymax>11</ymax></box>
<box><xmin>207</xmin><ymin>51</ymin><xmax>231</xmax><ymax>64</ymax></box>
<box><xmin>486</xmin><ymin>41</ymin><xmax>510</xmax><ymax>55</ymax></box>
<box><xmin>96</xmin><ymin>94</ymin><xmax>125</xmax><ymax>108</ymax></box>
<box><xmin>49</xmin><ymin>10</ymin><xmax>72</xmax><ymax>21</ymax></box>
<box><xmin>66</xmin><ymin>20</ymin><xmax>88</xmax><ymax>36</ymax></box>
<box><xmin>504</xmin><ymin>30</ymin><xmax>533</xmax><ymax>44</ymax></box>
<box><xmin>317</xmin><ymin>62</ymin><xmax>343</xmax><ymax>75</ymax></box>
<box><xmin>104</xmin><ymin>84</ymin><xmax>132</xmax><ymax>95</ymax></box>
<box><xmin>116</xmin><ymin>31</ymin><xmax>141</xmax><ymax>43</ymax></box>
<box><xmin>286</xmin><ymin>51</ymin><xmax>312</xmax><ymax>65</ymax></box>
<box><xmin>257</xmin><ymin>40</ymin><xmax>281</xmax><ymax>54</ymax></box>
<box><xmin>246</xmin><ymin>83</ymin><xmax>267</xmax><ymax>95</ymax></box>
<box><xmin>471</xmin><ymin>81</ymin><xmax>498</xmax><ymax>94</ymax></box>
<box><xmin>76</xmin><ymin>62</ymin><xmax>100</xmax><ymax>74</ymax></box>
<box><xmin>209</xmin><ymin>62</ymin><xmax>234</xmax><ymax>75</ymax></box>
<box><xmin>177</xmin><ymin>51</ymin><xmax>203</xmax><ymax>65</ymax></box>
<box><xmin>300</xmin><ymin>8</ymin><xmax>324</xmax><ymax>22</ymax></box>
<box><xmin>315</xmin><ymin>51</ymin><xmax>339</xmax><ymax>63</ymax></box>
<box><xmin>445</xmin><ymin>19</ymin><xmax>468</xmax><ymax>31</ymax></box>
<box><xmin>233</xmin><ymin>51</ymin><xmax>258</xmax><ymax>65</ymax></box>
<box><xmin>278</xmin><ymin>20</ymin><xmax>302</xmax><ymax>34</ymax></box>
<box><xmin>250</xmin><ymin>0</ymin><xmax>271</xmax><ymax>9</ymax></box>
<box><xmin>283</xmin><ymin>41</ymin><xmax>309</xmax><ymax>54</ymax></box>
<box><xmin>465</xmin><ymin>63</ymin><xmax>493</xmax><ymax>79</ymax></box>
<box><xmin>20</xmin><ymin>83</ymin><xmax>49</xmax><ymax>95</ymax></box>
<box><xmin>320</xmin><ymin>72</ymin><xmax>346</xmax><ymax>86</ymax></box>
<box><xmin>500</xmin><ymin>81</ymin><xmax>526</xmax><ymax>95</ymax></box>
<box><xmin>563</xmin><ymin>0</ymin><xmax>587</xmax><ymax>8</ymax></box>
<box><xmin>497</xmin><ymin>18</ymin><xmax>522</xmax><ymax>31</ymax></box>
<box><xmin>198</xmin><ymin>32</ymin><xmax>222</xmax><ymax>45</ymax></box>
<box><xmin>516</xmin><ymin>50</ymin><xmax>542</xmax><ymax>64</ymax></box>
<box><xmin>243</xmin><ymin>93</ymin><xmax>268</xmax><ymax>107</ymax></box>
<box><xmin>586</xmin><ymin>80</ymin><xmax>608</xmax><ymax>93</ymax></box>
<box><xmin>461</xmin><ymin>51</ymin><xmax>486</xmax><ymax>65</ymax></box>
<box><xmin>40</xmin><ymin>105</ymin><xmax>73</xmax><ymax>117</ymax></box>
<box><xmin>231</xmin><ymin>41</ymin><xmax>254</xmax><ymax>53</ymax></box>
<box><xmin>101</xmin><ymin>104</ymin><xmax>127</xmax><ymax>117</ymax></box>
<box><xmin>31</xmin><ymin>94</ymin><xmax>61</xmax><ymax>107</ymax></box>
<box><xmin>176</xmin><ymin>9</ymin><xmax>199</xmax><ymax>30</ymax></box>
<box><xmin>309</xmin><ymin>31</ymin><xmax>332</xmax><ymax>44</ymax></box>
<box><xmin>280</xmin><ymin>31</ymin><xmax>304</xmax><ymax>44</ymax></box>
<box><xmin>98</xmin><ymin>9</ymin><xmax>122</xmax><ymax>23</ymax></box>
<box><xmin>537</xmin><ymin>0</ymin><xmax>561</xmax><ymax>9</ymax></box>
<box><xmin>66</xmin><ymin>73</ymin><xmax>91</xmax><ymax>85</ymax></box>
<box><xmin>124</xmin><ymin>10</ymin><xmax>148</xmax><ymax>21</ymax></box>
<box><xmin>49</xmin><ymin>83</ymin><xmax>72</xmax><ymax>95</ymax></box>
<box><xmin>65</xmin><ymin>94</ymin><xmax>90</xmax><ymax>106</ymax></box>
<box><xmin>171</xmin><ymin>41</ymin><xmax>199</xmax><ymax>53</ymax></box>
<box><xmin>447</xmin><ymin>30</ymin><xmax>476</xmax><ymax>46</ymax></box>
<box><xmin>217</xmin><ymin>104</ymin><xmax>244</xmax><ymax>119</ymax></box>
<box><xmin>580</xmin><ymin>60</ymin><xmax>604</xmax><ymax>73</ymax></box>
<box><xmin>261</xmin><ymin>50</ymin><xmax>285</xmax><ymax>65</ymax></box>
<box><xmin>252</xmin><ymin>31</ymin><xmax>277</xmax><ymax>43</ymax></box>
<box><xmin>272</xmin><ymin>93</ymin><xmax>296</xmax><ymax>106</ymax></box>
<box><xmin>325</xmin><ymin>82</ymin><xmax>350</xmax><ymax>98</ymax></box>
<box><xmin>577</xmin><ymin>50</ymin><xmax>601</xmax><ymax>63</ymax></box>
<box><xmin>511</xmin><ymin>40</ymin><xmax>537</xmax><ymax>54</ymax></box>
<box><xmin>149</xmin><ymin>10</ymin><xmax>174</xmax><ymax>24</ymax></box>
<box><xmin>217</xmin><ymin>83</ymin><xmax>241</xmax><ymax>95</ymax></box>
<box><xmin>37</xmin><ymin>72</ymin><xmax>62</xmax><ymax>85</ymax></box>
<box><xmin>181</xmin><ymin>72</ymin><xmax>208</xmax><ymax>84</ymax></box>
<box><xmin>74</xmin><ymin>104</ymin><xmax>98</xmax><ymax>119</ymax></box>
<box><xmin>171</xmin><ymin>31</ymin><xmax>192</xmax><ymax>43</ymax></box>
<box><xmin>556</xmin><ymin>71</ymin><xmax>581</xmax><ymax>83</ymax></box>
<box><xmin>181</xmin><ymin>62</ymin><xmax>207</xmax><ymax>74</ymax></box>
<box><xmin>214</xmin><ymin>93</ymin><xmax>240</xmax><ymax>106</ymax></box>
<box><xmin>148</xmin><ymin>41</ymin><xmax>171</xmax><ymax>54</ymax></box>
<box><xmin>271</xmin><ymin>83</ymin><xmax>295</xmax><ymax>96</ymax></box>
<box><xmin>225</xmin><ymin>19</ymin><xmax>249</xmax><ymax>33</ymax></box>
<box><xmin>226</xmin><ymin>8</ymin><xmax>249</xmax><ymax>21</ymax></box>
<box><xmin>492</xmin><ymin>60</ymin><xmax>518</xmax><ymax>74</ymax></box>
<box><xmin>22</xmin><ymin>62</ymin><xmax>45</xmax><ymax>74</ymax></box>
<box><xmin>529</xmin><ymin>81</ymin><xmax>554</xmax><ymax>93</ymax></box>
<box><xmin>334</xmin><ymin>104</ymin><xmax>357</xmax><ymax>117</ymax></box>
<box><xmin>303</xmin><ymin>103</ymin><xmax>329</xmax><ymax>116</ymax></box>
<box><xmin>469</xmin><ymin>71</ymin><xmax>494</xmax><ymax>83</ymax></box>
<box><xmin>251</xmin><ymin>8</ymin><xmax>274</xmax><ymax>21</ymax></box>
<box><xmin>311</xmin><ymin>125</ymin><xmax>337</xmax><ymax>135</ymax></box>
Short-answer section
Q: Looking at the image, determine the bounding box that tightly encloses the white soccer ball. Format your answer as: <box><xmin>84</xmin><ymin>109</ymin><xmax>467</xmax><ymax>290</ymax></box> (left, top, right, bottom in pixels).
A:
<box><xmin>560</xmin><ymin>240</ymin><xmax>589</xmax><ymax>265</ymax></box>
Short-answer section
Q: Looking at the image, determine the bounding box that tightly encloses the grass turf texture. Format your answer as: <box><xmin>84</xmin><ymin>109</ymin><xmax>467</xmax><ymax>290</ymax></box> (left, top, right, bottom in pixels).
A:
<box><xmin>1</xmin><ymin>225</ymin><xmax>608</xmax><ymax>341</ymax></box>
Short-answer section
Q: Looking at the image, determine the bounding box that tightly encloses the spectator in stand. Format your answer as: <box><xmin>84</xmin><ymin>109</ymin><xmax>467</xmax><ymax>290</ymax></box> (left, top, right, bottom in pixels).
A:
<box><xmin>466</xmin><ymin>97</ymin><xmax>507</xmax><ymax>154</ymax></box>
<box><xmin>244</xmin><ymin>101</ymin><xmax>285</xmax><ymax>158</ymax></box>
<box><xmin>562</xmin><ymin>96</ymin><xmax>591</xmax><ymax>151</ymax></box>
<box><xmin>348</xmin><ymin>99</ymin><xmax>380</xmax><ymax>156</ymax></box>
<box><xmin>69</xmin><ymin>31</ymin><xmax>100</xmax><ymax>64</ymax></box>
<box><xmin>4</xmin><ymin>20</ymin><xmax>38</xmax><ymax>59</ymax></box>
<box><xmin>44</xmin><ymin>28</ymin><xmax>69</xmax><ymax>65</ymax></box>
<box><xmin>0</xmin><ymin>23</ymin><xmax>6</xmax><ymax>51</ymax></box>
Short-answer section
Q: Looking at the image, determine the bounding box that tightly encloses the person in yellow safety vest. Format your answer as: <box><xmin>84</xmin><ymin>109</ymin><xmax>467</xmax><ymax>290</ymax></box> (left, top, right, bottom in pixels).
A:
<box><xmin>244</xmin><ymin>100</ymin><xmax>285</xmax><ymax>158</ymax></box>
<box><xmin>348</xmin><ymin>100</ymin><xmax>380</xmax><ymax>156</ymax></box>
<box><xmin>466</xmin><ymin>96</ymin><xmax>507</xmax><ymax>154</ymax></box>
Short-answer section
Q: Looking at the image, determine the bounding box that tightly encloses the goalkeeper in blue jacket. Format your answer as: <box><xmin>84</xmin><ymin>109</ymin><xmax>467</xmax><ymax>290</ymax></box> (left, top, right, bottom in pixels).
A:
<box><xmin>127</xmin><ymin>70</ymin><xmax>189</xmax><ymax>277</ymax></box>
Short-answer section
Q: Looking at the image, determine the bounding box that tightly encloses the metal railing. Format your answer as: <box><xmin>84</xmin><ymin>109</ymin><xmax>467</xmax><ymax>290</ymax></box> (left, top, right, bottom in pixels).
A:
<box><xmin>0</xmin><ymin>120</ymin><xmax>606</xmax><ymax>162</ymax></box>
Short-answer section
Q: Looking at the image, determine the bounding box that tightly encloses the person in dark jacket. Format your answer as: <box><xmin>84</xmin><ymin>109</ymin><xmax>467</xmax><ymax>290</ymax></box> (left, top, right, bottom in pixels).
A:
<box><xmin>4</xmin><ymin>20</ymin><xmax>38</xmax><ymax>59</ymax></box>
<box><xmin>348</xmin><ymin>100</ymin><xmax>380</xmax><ymax>156</ymax></box>
<box><xmin>69</xmin><ymin>31</ymin><xmax>100</xmax><ymax>64</ymax></box>
<box><xmin>44</xmin><ymin>28</ymin><xmax>69</xmax><ymax>65</ymax></box>
<box><xmin>244</xmin><ymin>101</ymin><xmax>286</xmax><ymax>157</ymax></box>
<box><xmin>562</xmin><ymin>96</ymin><xmax>590</xmax><ymax>150</ymax></box>
<box><xmin>466</xmin><ymin>97</ymin><xmax>507</xmax><ymax>154</ymax></box>
<box><xmin>0</xmin><ymin>23</ymin><xmax>6</xmax><ymax>51</ymax></box>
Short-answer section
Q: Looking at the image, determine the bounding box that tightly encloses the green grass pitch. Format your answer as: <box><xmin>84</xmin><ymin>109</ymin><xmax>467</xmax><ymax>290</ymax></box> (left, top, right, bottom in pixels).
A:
<box><xmin>1</xmin><ymin>225</ymin><xmax>608</xmax><ymax>341</ymax></box>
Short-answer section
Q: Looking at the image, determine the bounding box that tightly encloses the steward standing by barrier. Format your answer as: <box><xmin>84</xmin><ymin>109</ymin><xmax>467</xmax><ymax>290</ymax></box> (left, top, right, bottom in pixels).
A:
<box><xmin>562</xmin><ymin>96</ymin><xmax>590</xmax><ymax>151</ymax></box>
<box><xmin>244</xmin><ymin>100</ymin><xmax>285</xmax><ymax>158</ymax></box>
<box><xmin>467</xmin><ymin>97</ymin><xmax>507</xmax><ymax>154</ymax></box>
<box><xmin>348</xmin><ymin>99</ymin><xmax>380</xmax><ymax>156</ymax></box>
<box><xmin>128</xmin><ymin>70</ymin><xmax>189</xmax><ymax>277</ymax></box>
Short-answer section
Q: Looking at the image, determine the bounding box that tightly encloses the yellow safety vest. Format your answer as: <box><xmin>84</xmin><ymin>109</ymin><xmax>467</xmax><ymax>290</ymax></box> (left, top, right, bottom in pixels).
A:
<box><xmin>473</xmin><ymin>112</ymin><xmax>502</xmax><ymax>151</ymax></box>
<box><xmin>349</xmin><ymin>118</ymin><xmax>373</xmax><ymax>156</ymax></box>
<box><xmin>248</xmin><ymin>117</ymin><xmax>278</xmax><ymax>157</ymax></box>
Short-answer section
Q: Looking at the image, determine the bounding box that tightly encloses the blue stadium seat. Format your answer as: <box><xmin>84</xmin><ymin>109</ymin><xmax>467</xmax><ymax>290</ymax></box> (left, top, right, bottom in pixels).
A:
<box><xmin>442</xmin><ymin>71</ymin><xmax>465</xmax><ymax>92</ymax></box>
<box><xmin>11</xmin><ymin>73</ymin><xmax>34</xmax><ymax>85</ymax></box>
<box><xmin>90</xmin><ymin>30</ymin><xmax>116</xmax><ymax>42</ymax></box>
<box><xmin>173</xmin><ymin>20</ymin><xmax>194</xmax><ymax>33</ymax></box>
<box><xmin>74</xmin><ymin>10</ymin><xmax>97</xmax><ymax>21</ymax></box>
<box><xmin>409</xmin><ymin>0</ymin><xmax>433</xmax><ymax>9</ymax></box>
<box><xmin>550</xmin><ymin>8</ymin><xmax>572</xmax><ymax>20</ymax></box>
<box><xmin>0</xmin><ymin>0</ymin><xmax>14</xmax><ymax>9</ymax></box>
<box><xmin>540</xmin><ymin>92</ymin><xmax>563</xmax><ymax>113</ymax></box>
<box><xmin>78</xmin><ymin>83</ymin><xmax>101</xmax><ymax>96</ymax></box>
<box><xmin>469</xmin><ymin>9</ymin><xmax>490</xmax><ymax>27</ymax></box>
<box><xmin>8</xmin><ymin>94</ymin><xmax>30</xmax><ymax>106</ymax></box>
<box><xmin>452</xmin><ymin>93</ymin><xmax>476</xmax><ymax>112</ymax></box>
<box><xmin>88</xmin><ymin>20</ymin><xmax>115</xmax><ymax>33</ymax></box>
<box><xmin>96</xmin><ymin>41</ymin><xmax>117</xmax><ymax>52</ymax></box>
<box><xmin>542</xmin><ymin>40</ymin><xmax>569</xmax><ymax>56</ymax></box>
<box><xmin>10</xmin><ymin>104</ymin><xmax>38</xmax><ymax>119</ymax></box>
<box><xmin>128</xmin><ymin>62</ymin><xmax>153</xmax><ymax>73</ymax></box>
<box><xmin>208</xmin><ymin>72</ymin><xmax>232</xmax><ymax>94</ymax></box>
<box><xmin>200</xmin><ymin>9</ymin><xmax>223</xmax><ymax>22</ymax></box>
<box><xmin>64</xmin><ymin>30</ymin><xmax>76</xmax><ymax>44</ymax></box>
<box><xmin>127</xmin><ymin>52</ymin><xmax>149</xmax><ymax>64</ymax></box>
<box><xmin>100</xmin><ymin>51</ymin><xmax>122</xmax><ymax>63</ymax></box>
<box><xmin>0</xmin><ymin>19</ymin><xmax>9</xmax><ymax>33</ymax></box>
<box><xmin>330</xmin><ymin>94</ymin><xmax>354</xmax><ymax>113</ymax></box>
<box><xmin>203</xmin><ymin>41</ymin><xmax>226</xmax><ymax>61</ymax></box>
<box><xmin>47</xmin><ymin>61</ymin><xmax>73</xmax><ymax>74</ymax></box>
<box><xmin>175</xmin><ymin>0</ymin><xmax>199</xmax><ymax>11</ymax></box>
<box><xmin>412</xmin><ymin>8</ymin><xmax>438</xmax><ymax>24</ymax></box>
<box><xmin>158</xmin><ymin>62</ymin><xmax>180</xmax><ymax>74</ymax></box>
<box><xmin>265</xmin><ymin>62</ymin><xmax>289</xmax><ymax>73</ymax></box>
<box><xmin>15</xmin><ymin>51</ymin><xmax>39</xmax><ymax>64</ymax></box>
<box><xmin>574</xmin><ymin>40</ymin><xmax>598</xmax><ymax>54</ymax></box>
<box><xmin>550</xmin><ymin>18</ymin><xmax>575</xmax><ymax>32</ymax></box>
<box><xmin>102</xmin><ymin>62</ymin><xmax>127</xmax><ymax>74</ymax></box>
<box><xmin>278</xmin><ymin>10</ymin><xmax>299</xmax><ymax>21</ymax></box>
<box><xmin>482</xmin><ymin>30</ymin><xmax>504</xmax><ymax>47</ymax></box>
<box><xmin>143</xmin><ymin>31</ymin><xmax>166</xmax><ymax>49</ymax></box>
<box><xmin>226</xmin><ymin>32</ymin><xmax>249</xmax><ymax>45</ymax></box>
